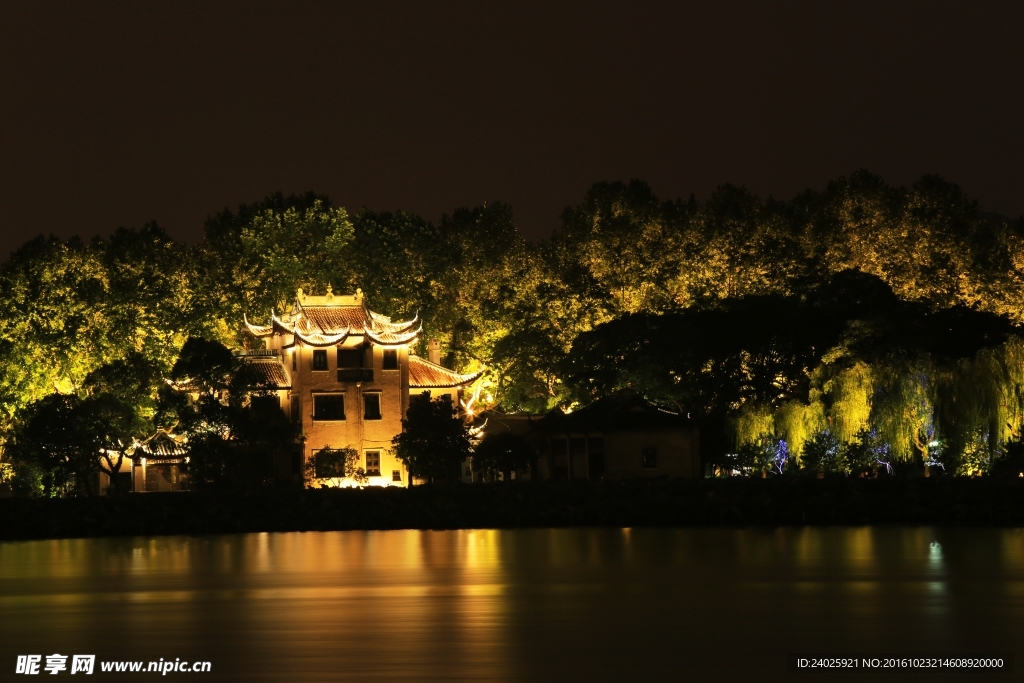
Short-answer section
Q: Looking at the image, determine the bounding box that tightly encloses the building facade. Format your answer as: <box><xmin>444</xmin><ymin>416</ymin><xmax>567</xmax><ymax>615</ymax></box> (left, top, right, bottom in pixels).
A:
<box><xmin>475</xmin><ymin>396</ymin><xmax>700</xmax><ymax>482</ymax></box>
<box><xmin>244</xmin><ymin>288</ymin><xmax>481</xmax><ymax>486</ymax></box>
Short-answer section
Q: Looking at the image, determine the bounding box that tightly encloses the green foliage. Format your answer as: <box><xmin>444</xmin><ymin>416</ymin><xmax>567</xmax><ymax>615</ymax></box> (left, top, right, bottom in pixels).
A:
<box><xmin>732</xmin><ymin>404</ymin><xmax>775</xmax><ymax>451</ymax></box>
<box><xmin>6</xmin><ymin>390</ymin><xmax>143</xmax><ymax>497</ymax></box>
<box><xmin>392</xmin><ymin>392</ymin><xmax>473</xmax><ymax>484</ymax></box>
<box><xmin>196</xmin><ymin>193</ymin><xmax>354</xmax><ymax>346</ymax></box>
<box><xmin>774</xmin><ymin>401</ymin><xmax>825</xmax><ymax>464</ymax></box>
<box><xmin>3</xmin><ymin>173</ymin><xmax>1024</xmax><ymax>482</ymax></box>
<box><xmin>801</xmin><ymin>431</ymin><xmax>850</xmax><ymax>476</ymax></box>
<box><xmin>731</xmin><ymin>435</ymin><xmax>788</xmax><ymax>476</ymax></box>
<box><xmin>164</xmin><ymin>338</ymin><xmax>298</xmax><ymax>491</ymax></box>
<box><xmin>304</xmin><ymin>447</ymin><xmax>366</xmax><ymax>487</ymax></box>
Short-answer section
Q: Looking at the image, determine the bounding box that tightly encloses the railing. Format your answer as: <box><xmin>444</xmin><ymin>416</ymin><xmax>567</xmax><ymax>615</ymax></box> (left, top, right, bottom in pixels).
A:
<box><xmin>337</xmin><ymin>368</ymin><xmax>373</xmax><ymax>382</ymax></box>
<box><xmin>234</xmin><ymin>349</ymin><xmax>278</xmax><ymax>357</ymax></box>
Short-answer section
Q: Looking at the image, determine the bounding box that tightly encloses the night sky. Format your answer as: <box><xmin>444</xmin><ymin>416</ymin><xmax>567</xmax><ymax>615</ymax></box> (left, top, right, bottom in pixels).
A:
<box><xmin>1</xmin><ymin>1</ymin><xmax>1021</xmax><ymax>258</ymax></box>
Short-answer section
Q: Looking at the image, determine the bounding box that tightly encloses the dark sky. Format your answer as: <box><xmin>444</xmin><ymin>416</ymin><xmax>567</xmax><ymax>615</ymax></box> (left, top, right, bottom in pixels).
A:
<box><xmin>1</xmin><ymin>1</ymin><xmax>1021</xmax><ymax>257</ymax></box>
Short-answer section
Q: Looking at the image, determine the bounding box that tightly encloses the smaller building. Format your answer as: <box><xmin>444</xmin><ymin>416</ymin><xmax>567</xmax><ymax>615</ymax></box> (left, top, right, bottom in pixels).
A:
<box><xmin>479</xmin><ymin>395</ymin><xmax>700</xmax><ymax>481</ymax></box>
<box><xmin>131</xmin><ymin>430</ymin><xmax>190</xmax><ymax>493</ymax></box>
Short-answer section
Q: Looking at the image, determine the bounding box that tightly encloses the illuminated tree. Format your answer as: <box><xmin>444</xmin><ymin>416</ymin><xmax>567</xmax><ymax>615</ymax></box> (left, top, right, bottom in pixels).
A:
<box><xmin>197</xmin><ymin>192</ymin><xmax>354</xmax><ymax>345</ymax></box>
<box><xmin>392</xmin><ymin>392</ymin><xmax>473</xmax><ymax>484</ymax></box>
<box><xmin>304</xmin><ymin>447</ymin><xmax>366</xmax><ymax>488</ymax></box>
<box><xmin>0</xmin><ymin>236</ymin><xmax>111</xmax><ymax>434</ymax></box>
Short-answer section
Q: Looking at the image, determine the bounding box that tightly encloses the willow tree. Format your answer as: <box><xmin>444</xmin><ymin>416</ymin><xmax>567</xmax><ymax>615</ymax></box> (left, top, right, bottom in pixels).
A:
<box><xmin>869</xmin><ymin>356</ymin><xmax>936</xmax><ymax>464</ymax></box>
<box><xmin>774</xmin><ymin>400</ymin><xmax>826</xmax><ymax>464</ymax></box>
<box><xmin>928</xmin><ymin>337</ymin><xmax>1024</xmax><ymax>475</ymax></box>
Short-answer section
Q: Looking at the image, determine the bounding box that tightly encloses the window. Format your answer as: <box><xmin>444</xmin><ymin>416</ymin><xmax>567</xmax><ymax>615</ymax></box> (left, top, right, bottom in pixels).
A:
<box><xmin>292</xmin><ymin>352</ymin><xmax>297</xmax><ymax>371</ymax></box>
<box><xmin>337</xmin><ymin>348</ymin><xmax>363</xmax><ymax>368</ymax></box>
<box><xmin>642</xmin><ymin>447</ymin><xmax>657</xmax><ymax>469</ymax></box>
<box><xmin>312</xmin><ymin>350</ymin><xmax>328</xmax><ymax>370</ymax></box>
<box><xmin>365</xmin><ymin>451</ymin><xmax>381</xmax><ymax>476</ymax></box>
<box><xmin>364</xmin><ymin>393</ymin><xmax>382</xmax><ymax>420</ymax></box>
<box><xmin>290</xmin><ymin>396</ymin><xmax>300</xmax><ymax>423</ymax></box>
<box><xmin>392</xmin><ymin>470</ymin><xmax>402</xmax><ymax>482</ymax></box>
<box><xmin>313</xmin><ymin>394</ymin><xmax>345</xmax><ymax>421</ymax></box>
<box><xmin>382</xmin><ymin>349</ymin><xmax>398</xmax><ymax>370</ymax></box>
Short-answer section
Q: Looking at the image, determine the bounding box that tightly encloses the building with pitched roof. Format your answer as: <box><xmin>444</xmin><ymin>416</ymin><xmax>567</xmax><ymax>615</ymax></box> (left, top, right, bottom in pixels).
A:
<box><xmin>131</xmin><ymin>429</ymin><xmax>190</xmax><ymax>492</ymax></box>
<box><xmin>244</xmin><ymin>287</ymin><xmax>481</xmax><ymax>486</ymax></box>
<box><xmin>471</xmin><ymin>395</ymin><xmax>700</xmax><ymax>482</ymax></box>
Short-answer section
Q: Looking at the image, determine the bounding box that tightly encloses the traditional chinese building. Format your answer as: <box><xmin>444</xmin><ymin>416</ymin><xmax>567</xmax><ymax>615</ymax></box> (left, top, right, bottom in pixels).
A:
<box><xmin>131</xmin><ymin>429</ymin><xmax>190</xmax><ymax>492</ymax></box>
<box><xmin>244</xmin><ymin>287</ymin><xmax>481</xmax><ymax>486</ymax></box>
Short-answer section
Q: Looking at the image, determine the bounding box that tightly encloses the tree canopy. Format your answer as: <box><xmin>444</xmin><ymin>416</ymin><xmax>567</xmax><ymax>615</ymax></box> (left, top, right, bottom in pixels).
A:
<box><xmin>4</xmin><ymin>172</ymin><xmax>1024</xmax><ymax>492</ymax></box>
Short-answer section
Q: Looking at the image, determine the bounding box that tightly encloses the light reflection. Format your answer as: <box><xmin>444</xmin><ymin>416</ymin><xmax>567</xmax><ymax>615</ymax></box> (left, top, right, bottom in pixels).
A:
<box><xmin>1</xmin><ymin>528</ymin><xmax>1021</xmax><ymax>682</ymax></box>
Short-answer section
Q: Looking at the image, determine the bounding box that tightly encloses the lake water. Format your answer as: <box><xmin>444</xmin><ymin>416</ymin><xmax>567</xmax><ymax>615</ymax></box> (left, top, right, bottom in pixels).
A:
<box><xmin>1</xmin><ymin>527</ymin><xmax>1022</xmax><ymax>681</ymax></box>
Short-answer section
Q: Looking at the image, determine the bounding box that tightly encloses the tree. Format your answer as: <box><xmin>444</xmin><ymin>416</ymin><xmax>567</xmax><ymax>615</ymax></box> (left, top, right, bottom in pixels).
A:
<box><xmin>5</xmin><ymin>391</ymin><xmax>142</xmax><ymax>497</ymax></box>
<box><xmin>195</xmin><ymin>193</ymin><xmax>354</xmax><ymax>347</ymax></box>
<box><xmin>6</xmin><ymin>394</ymin><xmax>95</xmax><ymax>497</ymax></box>
<box><xmin>304</xmin><ymin>447</ymin><xmax>366</xmax><ymax>487</ymax></box>
<box><xmin>0</xmin><ymin>236</ymin><xmax>110</xmax><ymax>435</ymax></box>
<box><xmin>5</xmin><ymin>352</ymin><xmax>159</xmax><ymax>497</ymax></box>
<box><xmin>472</xmin><ymin>431</ymin><xmax>534</xmax><ymax>482</ymax></box>
<box><xmin>161</xmin><ymin>338</ymin><xmax>299</xmax><ymax>491</ymax></box>
<box><xmin>392</xmin><ymin>392</ymin><xmax>473</xmax><ymax>484</ymax></box>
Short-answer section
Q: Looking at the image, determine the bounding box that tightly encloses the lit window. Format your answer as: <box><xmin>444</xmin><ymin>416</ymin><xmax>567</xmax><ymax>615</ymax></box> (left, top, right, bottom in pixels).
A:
<box><xmin>382</xmin><ymin>349</ymin><xmax>398</xmax><ymax>370</ymax></box>
<box><xmin>392</xmin><ymin>470</ymin><xmax>402</xmax><ymax>482</ymax></box>
<box><xmin>642</xmin><ymin>447</ymin><xmax>657</xmax><ymax>469</ymax></box>
<box><xmin>365</xmin><ymin>451</ymin><xmax>381</xmax><ymax>476</ymax></box>
<box><xmin>313</xmin><ymin>394</ymin><xmax>345</xmax><ymax>420</ymax></box>
<box><xmin>312</xmin><ymin>350</ymin><xmax>328</xmax><ymax>370</ymax></box>
<box><xmin>364</xmin><ymin>394</ymin><xmax>382</xmax><ymax>420</ymax></box>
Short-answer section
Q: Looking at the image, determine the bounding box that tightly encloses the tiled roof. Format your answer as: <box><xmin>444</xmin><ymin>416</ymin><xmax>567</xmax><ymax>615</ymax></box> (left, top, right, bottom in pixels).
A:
<box><xmin>409</xmin><ymin>355</ymin><xmax>483</xmax><ymax>388</ymax></box>
<box><xmin>538</xmin><ymin>394</ymin><xmax>693</xmax><ymax>432</ymax></box>
<box><xmin>304</xmin><ymin>306</ymin><xmax>371</xmax><ymax>334</ymax></box>
<box><xmin>136</xmin><ymin>430</ymin><xmax>187</xmax><ymax>458</ymax></box>
<box><xmin>248</xmin><ymin>360</ymin><xmax>291</xmax><ymax>388</ymax></box>
<box><xmin>244</xmin><ymin>314</ymin><xmax>273</xmax><ymax>337</ymax></box>
<box><xmin>365</xmin><ymin>327</ymin><xmax>421</xmax><ymax>347</ymax></box>
<box><xmin>245</xmin><ymin>290</ymin><xmax>421</xmax><ymax>347</ymax></box>
<box><xmin>292</xmin><ymin>329</ymin><xmax>350</xmax><ymax>347</ymax></box>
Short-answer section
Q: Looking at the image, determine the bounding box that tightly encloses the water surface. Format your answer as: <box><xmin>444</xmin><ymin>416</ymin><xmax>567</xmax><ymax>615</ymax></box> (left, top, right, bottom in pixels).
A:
<box><xmin>2</xmin><ymin>528</ymin><xmax>1022</xmax><ymax>681</ymax></box>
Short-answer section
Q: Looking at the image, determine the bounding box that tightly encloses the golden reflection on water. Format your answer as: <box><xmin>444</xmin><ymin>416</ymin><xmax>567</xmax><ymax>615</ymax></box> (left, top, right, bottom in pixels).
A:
<box><xmin>1</xmin><ymin>528</ymin><xmax>1022</xmax><ymax>682</ymax></box>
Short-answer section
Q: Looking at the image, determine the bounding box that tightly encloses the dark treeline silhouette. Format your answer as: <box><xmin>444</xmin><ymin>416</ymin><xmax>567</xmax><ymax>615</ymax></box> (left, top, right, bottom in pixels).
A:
<box><xmin>2</xmin><ymin>170</ymin><xmax>1024</xmax><ymax>493</ymax></box>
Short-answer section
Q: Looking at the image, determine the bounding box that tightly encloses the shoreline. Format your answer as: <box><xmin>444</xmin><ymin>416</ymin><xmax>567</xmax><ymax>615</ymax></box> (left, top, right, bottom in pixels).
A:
<box><xmin>3</xmin><ymin>478</ymin><xmax>1024</xmax><ymax>541</ymax></box>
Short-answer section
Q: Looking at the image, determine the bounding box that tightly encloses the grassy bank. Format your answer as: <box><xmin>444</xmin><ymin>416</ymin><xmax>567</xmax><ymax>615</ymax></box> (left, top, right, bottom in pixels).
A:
<box><xmin>3</xmin><ymin>477</ymin><xmax>1024</xmax><ymax>540</ymax></box>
